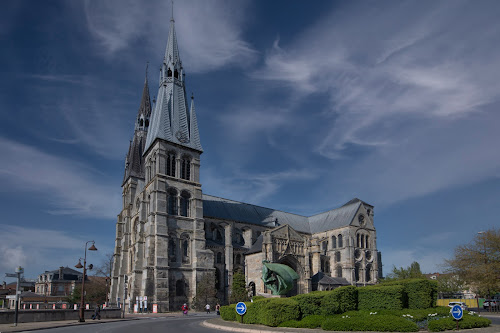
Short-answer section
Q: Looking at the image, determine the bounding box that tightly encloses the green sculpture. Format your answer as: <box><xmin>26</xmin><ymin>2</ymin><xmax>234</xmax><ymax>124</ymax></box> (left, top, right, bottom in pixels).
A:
<box><xmin>261</xmin><ymin>260</ymin><xmax>299</xmax><ymax>295</ymax></box>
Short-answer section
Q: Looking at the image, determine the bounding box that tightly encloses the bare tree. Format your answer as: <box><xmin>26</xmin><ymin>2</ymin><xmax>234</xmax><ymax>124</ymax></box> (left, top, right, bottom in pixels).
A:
<box><xmin>444</xmin><ymin>228</ymin><xmax>500</xmax><ymax>297</ymax></box>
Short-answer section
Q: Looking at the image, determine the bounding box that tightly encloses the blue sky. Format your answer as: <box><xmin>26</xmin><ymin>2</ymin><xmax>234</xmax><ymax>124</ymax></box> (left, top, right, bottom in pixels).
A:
<box><xmin>1</xmin><ymin>0</ymin><xmax>500</xmax><ymax>281</ymax></box>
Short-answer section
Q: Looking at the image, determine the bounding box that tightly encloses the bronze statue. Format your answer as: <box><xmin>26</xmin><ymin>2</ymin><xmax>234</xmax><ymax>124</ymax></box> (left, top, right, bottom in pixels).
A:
<box><xmin>261</xmin><ymin>260</ymin><xmax>299</xmax><ymax>295</ymax></box>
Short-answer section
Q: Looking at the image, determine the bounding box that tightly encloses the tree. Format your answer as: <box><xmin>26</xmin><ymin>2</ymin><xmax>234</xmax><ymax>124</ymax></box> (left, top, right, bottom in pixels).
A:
<box><xmin>230</xmin><ymin>271</ymin><xmax>249</xmax><ymax>304</ymax></box>
<box><xmin>437</xmin><ymin>274</ymin><xmax>466</xmax><ymax>296</ymax></box>
<box><xmin>68</xmin><ymin>277</ymin><xmax>107</xmax><ymax>306</ymax></box>
<box><xmin>192</xmin><ymin>272</ymin><xmax>217</xmax><ymax>310</ymax></box>
<box><xmin>444</xmin><ymin>228</ymin><xmax>500</xmax><ymax>297</ymax></box>
<box><xmin>386</xmin><ymin>261</ymin><xmax>425</xmax><ymax>280</ymax></box>
<box><xmin>94</xmin><ymin>252</ymin><xmax>114</xmax><ymax>277</ymax></box>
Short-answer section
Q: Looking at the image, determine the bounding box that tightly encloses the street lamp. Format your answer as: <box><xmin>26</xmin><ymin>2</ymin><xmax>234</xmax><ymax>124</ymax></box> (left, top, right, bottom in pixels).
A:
<box><xmin>75</xmin><ymin>241</ymin><xmax>97</xmax><ymax>322</ymax></box>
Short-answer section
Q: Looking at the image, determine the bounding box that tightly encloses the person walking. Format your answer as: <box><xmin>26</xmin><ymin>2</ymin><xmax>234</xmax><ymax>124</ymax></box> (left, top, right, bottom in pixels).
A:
<box><xmin>181</xmin><ymin>303</ymin><xmax>188</xmax><ymax>315</ymax></box>
<box><xmin>92</xmin><ymin>305</ymin><xmax>101</xmax><ymax>320</ymax></box>
<box><xmin>215</xmin><ymin>303</ymin><xmax>220</xmax><ymax>316</ymax></box>
<box><xmin>205</xmin><ymin>303</ymin><xmax>210</xmax><ymax>314</ymax></box>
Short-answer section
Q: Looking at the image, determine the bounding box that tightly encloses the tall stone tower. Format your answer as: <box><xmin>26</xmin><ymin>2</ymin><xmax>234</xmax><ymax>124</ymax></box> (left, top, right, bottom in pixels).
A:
<box><xmin>110</xmin><ymin>15</ymin><xmax>213</xmax><ymax>312</ymax></box>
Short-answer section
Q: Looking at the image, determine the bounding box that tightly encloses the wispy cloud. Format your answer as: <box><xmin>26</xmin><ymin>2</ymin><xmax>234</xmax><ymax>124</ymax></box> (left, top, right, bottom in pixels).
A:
<box><xmin>83</xmin><ymin>0</ymin><xmax>257</xmax><ymax>72</ymax></box>
<box><xmin>249</xmin><ymin>1</ymin><xmax>500</xmax><ymax>205</ymax></box>
<box><xmin>0</xmin><ymin>138</ymin><xmax>120</xmax><ymax>218</ymax></box>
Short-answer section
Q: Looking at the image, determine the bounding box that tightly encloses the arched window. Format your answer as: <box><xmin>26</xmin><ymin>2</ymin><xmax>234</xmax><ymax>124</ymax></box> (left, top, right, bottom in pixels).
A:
<box><xmin>338</xmin><ymin>234</ymin><xmax>343</xmax><ymax>248</ymax></box>
<box><xmin>335</xmin><ymin>251</ymin><xmax>341</xmax><ymax>262</ymax></box>
<box><xmin>235</xmin><ymin>254</ymin><xmax>241</xmax><ymax>265</ymax></box>
<box><xmin>249</xmin><ymin>282</ymin><xmax>256</xmax><ymax>296</ymax></box>
<box><xmin>174</xmin><ymin>69</ymin><xmax>179</xmax><ymax>78</ymax></box>
<box><xmin>168</xmin><ymin>188</ymin><xmax>178</xmax><ymax>215</ymax></box>
<box><xmin>355</xmin><ymin>263</ymin><xmax>360</xmax><ymax>282</ymax></box>
<box><xmin>322</xmin><ymin>241</ymin><xmax>328</xmax><ymax>253</ymax></box>
<box><xmin>361</xmin><ymin>234</ymin><xmax>364</xmax><ymax>248</ymax></box>
<box><xmin>331</xmin><ymin>236</ymin><xmax>337</xmax><ymax>249</ymax></box>
<box><xmin>183</xmin><ymin>240</ymin><xmax>189</xmax><ymax>257</ymax></box>
<box><xmin>216</xmin><ymin>252</ymin><xmax>222</xmax><ymax>264</ymax></box>
<box><xmin>175</xmin><ymin>279</ymin><xmax>184</xmax><ymax>296</ymax></box>
<box><xmin>181</xmin><ymin>156</ymin><xmax>191</xmax><ymax>180</ymax></box>
<box><xmin>325</xmin><ymin>259</ymin><xmax>330</xmax><ymax>273</ymax></box>
<box><xmin>180</xmin><ymin>191</ymin><xmax>190</xmax><ymax>217</ymax></box>
<box><xmin>167</xmin><ymin>68</ymin><xmax>172</xmax><ymax>77</ymax></box>
<box><xmin>357</xmin><ymin>234</ymin><xmax>360</xmax><ymax>247</ymax></box>
<box><xmin>365</xmin><ymin>235</ymin><xmax>369</xmax><ymax>248</ymax></box>
<box><xmin>366</xmin><ymin>264</ymin><xmax>372</xmax><ymax>282</ymax></box>
<box><xmin>336</xmin><ymin>265</ymin><xmax>342</xmax><ymax>278</ymax></box>
<box><xmin>169</xmin><ymin>239</ymin><xmax>176</xmax><ymax>262</ymax></box>
<box><xmin>166</xmin><ymin>152</ymin><xmax>176</xmax><ymax>177</ymax></box>
<box><xmin>215</xmin><ymin>268</ymin><xmax>221</xmax><ymax>290</ymax></box>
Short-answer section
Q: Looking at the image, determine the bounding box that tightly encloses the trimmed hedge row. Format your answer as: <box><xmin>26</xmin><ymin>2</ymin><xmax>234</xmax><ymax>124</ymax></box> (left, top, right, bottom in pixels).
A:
<box><xmin>322</xmin><ymin>314</ymin><xmax>419</xmax><ymax>332</ymax></box>
<box><xmin>219</xmin><ymin>304</ymin><xmax>236</xmax><ymax>321</ymax></box>
<box><xmin>358</xmin><ymin>285</ymin><xmax>405</xmax><ymax>310</ymax></box>
<box><xmin>381</xmin><ymin>279</ymin><xmax>438</xmax><ymax>309</ymax></box>
<box><xmin>278</xmin><ymin>315</ymin><xmax>325</xmax><ymax>328</ymax></box>
<box><xmin>428</xmin><ymin>314</ymin><xmax>491</xmax><ymax>332</ymax></box>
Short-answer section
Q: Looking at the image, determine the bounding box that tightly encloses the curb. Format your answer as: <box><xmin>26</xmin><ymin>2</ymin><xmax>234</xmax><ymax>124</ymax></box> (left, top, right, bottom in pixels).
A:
<box><xmin>0</xmin><ymin>317</ymin><xmax>140</xmax><ymax>333</ymax></box>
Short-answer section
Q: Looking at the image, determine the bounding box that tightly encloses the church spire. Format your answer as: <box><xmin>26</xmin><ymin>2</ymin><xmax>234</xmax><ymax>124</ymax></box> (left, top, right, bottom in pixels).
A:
<box><xmin>123</xmin><ymin>68</ymin><xmax>151</xmax><ymax>185</ymax></box>
<box><xmin>144</xmin><ymin>10</ymin><xmax>203</xmax><ymax>154</ymax></box>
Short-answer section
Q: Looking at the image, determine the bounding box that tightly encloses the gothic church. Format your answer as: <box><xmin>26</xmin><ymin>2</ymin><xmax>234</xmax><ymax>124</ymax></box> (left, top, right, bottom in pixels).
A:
<box><xmin>110</xmin><ymin>16</ymin><xmax>382</xmax><ymax>312</ymax></box>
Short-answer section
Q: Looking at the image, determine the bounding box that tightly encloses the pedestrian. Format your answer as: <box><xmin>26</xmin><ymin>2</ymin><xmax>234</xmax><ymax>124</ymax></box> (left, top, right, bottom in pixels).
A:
<box><xmin>205</xmin><ymin>303</ymin><xmax>210</xmax><ymax>314</ymax></box>
<box><xmin>181</xmin><ymin>303</ymin><xmax>188</xmax><ymax>315</ymax></box>
<box><xmin>215</xmin><ymin>303</ymin><xmax>220</xmax><ymax>316</ymax></box>
<box><xmin>92</xmin><ymin>305</ymin><xmax>101</xmax><ymax>320</ymax></box>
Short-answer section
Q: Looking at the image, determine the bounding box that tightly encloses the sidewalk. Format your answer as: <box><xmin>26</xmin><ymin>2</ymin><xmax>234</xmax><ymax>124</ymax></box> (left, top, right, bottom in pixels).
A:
<box><xmin>0</xmin><ymin>312</ymin><xmax>184</xmax><ymax>333</ymax></box>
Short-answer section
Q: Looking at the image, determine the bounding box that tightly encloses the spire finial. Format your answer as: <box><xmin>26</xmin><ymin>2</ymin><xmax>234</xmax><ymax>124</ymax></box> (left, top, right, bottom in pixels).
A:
<box><xmin>191</xmin><ymin>93</ymin><xmax>194</xmax><ymax>100</ymax></box>
<box><xmin>171</xmin><ymin>0</ymin><xmax>174</xmax><ymax>22</ymax></box>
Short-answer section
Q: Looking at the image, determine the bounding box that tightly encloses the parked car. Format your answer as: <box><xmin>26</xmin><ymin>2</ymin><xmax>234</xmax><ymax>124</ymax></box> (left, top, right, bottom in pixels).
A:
<box><xmin>448</xmin><ymin>302</ymin><xmax>467</xmax><ymax>310</ymax></box>
<box><xmin>483</xmin><ymin>300</ymin><xmax>497</xmax><ymax>309</ymax></box>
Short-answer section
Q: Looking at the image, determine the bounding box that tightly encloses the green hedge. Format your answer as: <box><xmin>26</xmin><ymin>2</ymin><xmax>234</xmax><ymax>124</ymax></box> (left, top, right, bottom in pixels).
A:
<box><xmin>241</xmin><ymin>301</ymin><xmax>262</xmax><ymax>324</ymax></box>
<box><xmin>428</xmin><ymin>315</ymin><xmax>491</xmax><ymax>332</ymax></box>
<box><xmin>322</xmin><ymin>314</ymin><xmax>418</xmax><ymax>332</ymax></box>
<box><xmin>219</xmin><ymin>304</ymin><xmax>236</xmax><ymax>321</ymax></box>
<box><xmin>292</xmin><ymin>291</ymin><xmax>324</xmax><ymax>317</ymax></box>
<box><xmin>381</xmin><ymin>279</ymin><xmax>437</xmax><ymax>309</ymax></box>
<box><xmin>320</xmin><ymin>285</ymin><xmax>358</xmax><ymax>315</ymax></box>
<box><xmin>258</xmin><ymin>298</ymin><xmax>300</xmax><ymax>327</ymax></box>
<box><xmin>358</xmin><ymin>285</ymin><xmax>404</xmax><ymax>310</ymax></box>
<box><xmin>278</xmin><ymin>315</ymin><xmax>325</xmax><ymax>328</ymax></box>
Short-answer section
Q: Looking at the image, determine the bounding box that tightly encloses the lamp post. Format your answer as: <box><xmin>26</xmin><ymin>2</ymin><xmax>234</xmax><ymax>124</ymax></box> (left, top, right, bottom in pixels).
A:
<box><xmin>75</xmin><ymin>241</ymin><xmax>97</xmax><ymax>322</ymax></box>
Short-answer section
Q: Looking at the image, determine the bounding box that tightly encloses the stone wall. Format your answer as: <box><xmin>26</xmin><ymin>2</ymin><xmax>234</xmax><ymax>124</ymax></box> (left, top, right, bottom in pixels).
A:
<box><xmin>0</xmin><ymin>308</ymin><xmax>122</xmax><ymax>324</ymax></box>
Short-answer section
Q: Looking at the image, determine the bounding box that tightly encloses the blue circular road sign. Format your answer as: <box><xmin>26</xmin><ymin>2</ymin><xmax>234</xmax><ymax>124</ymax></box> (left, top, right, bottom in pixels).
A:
<box><xmin>235</xmin><ymin>302</ymin><xmax>247</xmax><ymax>315</ymax></box>
<box><xmin>451</xmin><ymin>305</ymin><xmax>463</xmax><ymax>320</ymax></box>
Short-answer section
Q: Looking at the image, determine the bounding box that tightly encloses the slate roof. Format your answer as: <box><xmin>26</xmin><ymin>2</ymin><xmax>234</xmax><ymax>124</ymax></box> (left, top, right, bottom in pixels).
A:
<box><xmin>203</xmin><ymin>194</ymin><xmax>367</xmax><ymax>235</ymax></box>
<box><xmin>144</xmin><ymin>19</ymin><xmax>202</xmax><ymax>154</ymax></box>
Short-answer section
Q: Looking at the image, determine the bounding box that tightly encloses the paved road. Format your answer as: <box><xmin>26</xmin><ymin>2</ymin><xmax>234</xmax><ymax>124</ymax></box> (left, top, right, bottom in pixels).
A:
<box><xmin>21</xmin><ymin>314</ymin><xmax>219</xmax><ymax>333</ymax></box>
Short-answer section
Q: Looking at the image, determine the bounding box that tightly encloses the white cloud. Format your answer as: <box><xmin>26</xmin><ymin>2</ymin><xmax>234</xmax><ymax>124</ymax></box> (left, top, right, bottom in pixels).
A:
<box><xmin>83</xmin><ymin>0</ymin><xmax>257</xmax><ymax>72</ymax></box>
<box><xmin>249</xmin><ymin>1</ymin><xmax>500</xmax><ymax>205</ymax></box>
<box><xmin>0</xmin><ymin>138</ymin><xmax>120</xmax><ymax>218</ymax></box>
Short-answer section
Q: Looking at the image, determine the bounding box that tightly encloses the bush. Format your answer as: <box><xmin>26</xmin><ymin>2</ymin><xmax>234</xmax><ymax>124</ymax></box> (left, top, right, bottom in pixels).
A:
<box><xmin>381</xmin><ymin>279</ymin><xmax>437</xmax><ymax>309</ymax></box>
<box><xmin>278</xmin><ymin>315</ymin><xmax>325</xmax><ymax>328</ymax></box>
<box><xmin>241</xmin><ymin>301</ymin><xmax>262</xmax><ymax>324</ymax></box>
<box><xmin>322</xmin><ymin>314</ymin><xmax>418</xmax><ymax>332</ymax></box>
<box><xmin>321</xmin><ymin>285</ymin><xmax>358</xmax><ymax>315</ymax></box>
<box><xmin>258</xmin><ymin>298</ymin><xmax>300</xmax><ymax>327</ymax></box>
<box><xmin>358</xmin><ymin>285</ymin><xmax>404</xmax><ymax>310</ymax></box>
<box><xmin>293</xmin><ymin>291</ymin><xmax>325</xmax><ymax>317</ymax></box>
<box><xmin>220</xmin><ymin>304</ymin><xmax>236</xmax><ymax>321</ymax></box>
<box><xmin>428</xmin><ymin>314</ymin><xmax>491</xmax><ymax>332</ymax></box>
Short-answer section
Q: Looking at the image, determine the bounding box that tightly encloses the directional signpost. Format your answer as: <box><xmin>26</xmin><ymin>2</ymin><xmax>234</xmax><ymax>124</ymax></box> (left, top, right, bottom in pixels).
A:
<box><xmin>451</xmin><ymin>304</ymin><xmax>463</xmax><ymax>331</ymax></box>
<box><xmin>235</xmin><ymin>302</ymin><xmax>247</xmax><ymax>322</ymax></box>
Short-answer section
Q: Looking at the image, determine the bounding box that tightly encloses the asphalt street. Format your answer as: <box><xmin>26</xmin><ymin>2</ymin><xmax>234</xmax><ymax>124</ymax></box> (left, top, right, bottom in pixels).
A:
<box><xmin>21</xmin><ymin>314</ymin><xmax>219</xmax><ymax>333</ymax></box>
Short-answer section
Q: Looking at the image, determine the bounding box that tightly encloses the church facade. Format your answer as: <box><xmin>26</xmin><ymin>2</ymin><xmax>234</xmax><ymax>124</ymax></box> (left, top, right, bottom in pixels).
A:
<box><xmin>110</xmin><ymin>17</ymin><xmax>382</xmax><ymax>312</ymax></box>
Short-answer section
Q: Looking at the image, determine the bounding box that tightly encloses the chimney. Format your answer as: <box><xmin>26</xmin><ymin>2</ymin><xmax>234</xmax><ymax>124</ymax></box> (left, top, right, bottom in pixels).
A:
<box><xmin>59</xmin><ymin>267</ymin><xmax>64</xmax><ymax>280</ymax></box>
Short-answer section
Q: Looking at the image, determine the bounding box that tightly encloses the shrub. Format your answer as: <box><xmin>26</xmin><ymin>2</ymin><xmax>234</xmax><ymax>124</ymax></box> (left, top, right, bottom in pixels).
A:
<box><xmin>381</xmin><ymin>279</ymin><xmax>437</xmax><ymax>309</ymax></box>
<box><xmin>278</xmin><ymin>315</ymin><xmax>325</xmax><ymax>328</ymax></box>
<box><xmin>293</xmin><ymin>291</ymin><xmax>325</xmax><ymax>317</ymax></box>
<box><xmin>427</xmin><ymin>314</ymin><xmax>491</xmax><ymax>332</ymax></box>
<box><xmin>241</xmin><ymin>301</ymin><xmax>262</xmax><ymax>324</ymax></box>
<box><xmin>258</xmin><ymin>298</ymin><xmax>300</xmax><ymax>327</ymax></box>
<box><xmin>358</xmin><ymin>285</ymin><xmax>404</xmax><ymax>310</ymax></box>
<box><xmin>251</xmin><ymin>295</ymin><xmax>265</xmax><ymax>302</ymax></box>
<box><xmin>322</xmin><ymin>314</ymin><xmax>418</xmax><ymax>332</ymax></box>
<box><xmin>321</xmin><ymin>285</ymin><xmax>358</xmax><ymax>315</ymax></box>
<box><xmin>220</xmin><ymin>304</ymin><xmax>236</xmax><ymax>321</ymax></box>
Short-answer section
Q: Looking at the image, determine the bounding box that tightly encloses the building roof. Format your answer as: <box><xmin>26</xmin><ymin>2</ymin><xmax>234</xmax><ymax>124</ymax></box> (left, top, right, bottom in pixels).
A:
<box><xmin>144</xmin><ymin>18</ymin><xmax>203</xmax><ymax>154</ymax></box>
<box><xmin>203</xmin><ymin>194</ymin><xmax>367</xmax><ymax>235</ymax></box>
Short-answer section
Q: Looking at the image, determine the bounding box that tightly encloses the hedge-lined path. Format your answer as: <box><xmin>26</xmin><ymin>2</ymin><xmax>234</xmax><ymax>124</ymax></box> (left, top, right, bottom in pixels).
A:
<box><xmin>203</xmin><ymin>315</ymin><xmax>500</xmax><ymax>333</ymax></box>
